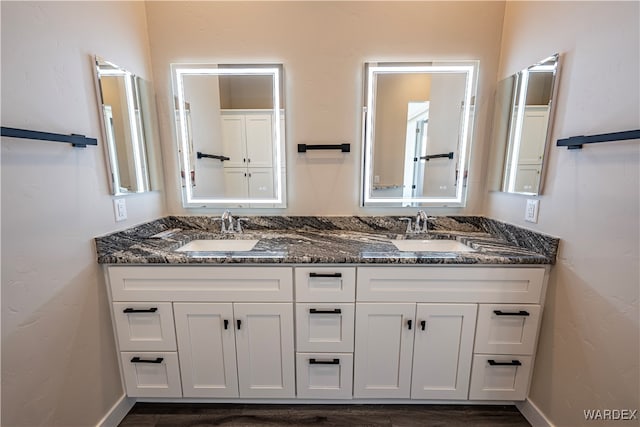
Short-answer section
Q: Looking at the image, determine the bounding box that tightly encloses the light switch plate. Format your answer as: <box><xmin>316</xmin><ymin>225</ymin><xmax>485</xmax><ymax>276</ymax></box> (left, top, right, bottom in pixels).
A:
<box><xmin>113</xmin><ymin>198</ymin><xmax>127</xmax><ymax>222</ymax></box>
<box><xmin>525</xmin><ymin>199</ymin><xmax>539</xmax><ymax>223</ymax></box>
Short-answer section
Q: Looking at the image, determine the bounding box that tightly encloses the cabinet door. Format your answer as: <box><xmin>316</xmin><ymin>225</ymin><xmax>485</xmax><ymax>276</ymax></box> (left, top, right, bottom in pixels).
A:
<box><xmin>223</xmin><ymin>169</ymin><xmax>249</xmax><ymax>199</ymax></box>
<box><xmin>353</xmin><ymin>303</ymin><xmax>415</xmax><ymax>398</ymax></box>
<box><xmin>221</xmin><ymin>115</ymin><xmax>247</xmax><ymax>168</ymax></box>
<box><xmin>245</xmin><ymin>114</ymin><xmax>273</xmax><ymax>167</ymax></box>
<box><xmin>411</xmin><ymin>304</ymin><xmax>477</xmax><ymax>400</ymax></box>
<box><xmin>247</xmin><ymin>167</ymin><xmax>274</xmax><ymax>199</ymax></box>
<box><xmin>234</xmin><ymin>303</ymin><xmax>295</xmax><ymax>398</ymax></box>
<box><xmin>173</xmin><ymin>303</ymin><xmax>239</xmax><ymax>397</ymax></box>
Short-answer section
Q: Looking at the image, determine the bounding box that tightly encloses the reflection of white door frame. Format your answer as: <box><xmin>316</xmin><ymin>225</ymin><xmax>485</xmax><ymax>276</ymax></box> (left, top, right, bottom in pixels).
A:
<box><xmin>103</xmin><ymin>105</ymin><xmax>122</xmax><ymax>191</ymax></box>
<box><xmin>402</xmin><ymin>102</ymin><xmax>429</xmax><ymax>203</ymax></box>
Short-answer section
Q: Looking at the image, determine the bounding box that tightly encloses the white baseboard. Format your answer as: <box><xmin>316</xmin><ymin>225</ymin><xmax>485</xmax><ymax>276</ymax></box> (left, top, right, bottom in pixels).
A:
<box><xmin>517</xmin><ymin>398</ymin><xmax>554</xmax><ymax>427</ymax></box>
<box><xmin>96</xmin><ymin>394</ymin><xmax>135</xmax><ymax>427</ymax></box>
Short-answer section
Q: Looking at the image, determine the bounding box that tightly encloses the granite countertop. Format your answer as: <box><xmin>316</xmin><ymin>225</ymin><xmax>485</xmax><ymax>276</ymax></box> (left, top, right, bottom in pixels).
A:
<box><xmin>95</xmin><ymin>216</ymin><xmax>559</xmax><ymax>265</ymax></box>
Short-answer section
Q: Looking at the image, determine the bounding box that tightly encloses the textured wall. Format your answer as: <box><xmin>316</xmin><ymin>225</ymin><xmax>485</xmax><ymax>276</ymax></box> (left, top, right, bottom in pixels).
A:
<box><xmin>145</xmin><ymin>1</ymin><xmax>505</xmax><ymax>215</ymax></box>
<box><xmin>485</xmin><ymin>2</ymin><xmax>639</xmax><ymax>426</ymax></box>
<box><xmin>1</xmin><ymin>2</ymin><xmax>165</xmax><ymax>426</ymax></box>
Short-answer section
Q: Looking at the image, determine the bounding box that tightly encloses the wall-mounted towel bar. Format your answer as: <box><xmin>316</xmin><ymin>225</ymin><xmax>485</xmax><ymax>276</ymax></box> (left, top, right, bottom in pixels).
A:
<box><xmin>556</xmin><ymin>129</ymin><xmax>640</xmax><ymax>149</ymax></box>
<box><xmin>414</xmin><ymin>152</ymin><xmax>454</xmax><ymax>161</ymax></box>
<box><xmin>197</xmin><ymin>151</ymin><xmax>230</xmax><ymax>161</ymax></box>
<box><xmin>298</xmin><ymin>143</ymin><xmax>350</xmax><ymax>153</ymax></box>
<box><xmin>1</xmin><ymin>126</ymin><xmax>98</xmax><ymax>148</ymax></box>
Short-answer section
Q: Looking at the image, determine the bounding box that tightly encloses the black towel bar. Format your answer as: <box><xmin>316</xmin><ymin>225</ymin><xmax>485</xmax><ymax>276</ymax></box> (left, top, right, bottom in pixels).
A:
<box><xmin>298</xmin><ymin>143</ymin><xmax>350</xmax><ymax>153</ymax></box>
<box><xmin>197</xmin><ymin>151</ymin><xmax>230</xmax><ymax>161</ymax></box>
<box><xmin>556</xmin><ymin>129</ymin><xmax>640</xmax><ymax>149</ymax></box>
<box><xmin>1</xmin><ymin>126</ymin><xmax>98</xmax><ymax>148</ymax></box>
<box><xmin>414</xmin><ymin>152</ymin><xmax>454</xmax><ymax>161</ymax></box>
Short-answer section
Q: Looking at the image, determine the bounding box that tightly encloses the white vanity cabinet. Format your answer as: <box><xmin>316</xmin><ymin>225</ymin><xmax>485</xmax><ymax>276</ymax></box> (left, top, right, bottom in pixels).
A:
<box><xmin>294</xmin><ymin>267</ymin><xmax>355</xmax><ymax>399</ymax></box>
<box><xmin>106</xmin><ymin>266</ymin><xmax>295</xmax><ymax>399</ymax></box>
<box><xmin>105</xmin><ymin>263</ymin><xmax>548</xmax><ymax>403</ymax></box>
<box><xmin>174</xmin><ymin>302</ymin><xmax>295</xmax><ymax>398</ymax></box>
<box><xmin>353</xmin><ymin>302</ymin><xmax>476</xmax><ymax>399</ymax></box>
<box><xmin>354</xmin><ymin>266</ymin><xmax>547</xmax><ymax>401</ymax></box>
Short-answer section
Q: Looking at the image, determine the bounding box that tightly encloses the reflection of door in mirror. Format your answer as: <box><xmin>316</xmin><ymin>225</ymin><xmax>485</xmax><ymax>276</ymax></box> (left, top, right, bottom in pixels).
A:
<box><xmin>95</xmin><ymin>56</ymin><xmax>152</xmax><ymax>195</ymax></box>
<box><xmin>489</xmin><ymin>54</ymin><xmax>559</xmax><ymax>196</ymax></box>
<box><xmin>503</xmin><ymin>68</ymin><xmax>554</xmax><ymax>194</ymax></box>
<box><xmin>174</xmin><ymin>65</ymin><xmax>285</xmax><ymax>208</ymax></box>
<box><xmin>364</xmin><ymin>62</ymin><xmax>477</xmax><ymax>207</ymax></box>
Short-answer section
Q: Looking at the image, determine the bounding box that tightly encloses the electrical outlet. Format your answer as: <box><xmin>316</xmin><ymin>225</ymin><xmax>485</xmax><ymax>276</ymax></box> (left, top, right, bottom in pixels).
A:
<box><xmin>113</xmin><ymin>198</ymin><xmax>127</xmax><ymax>222</ymax></box>
<box><xmin>525</xmin><ymin>199</ymin><xmax>539</xmax><ymax>223</ymax></box>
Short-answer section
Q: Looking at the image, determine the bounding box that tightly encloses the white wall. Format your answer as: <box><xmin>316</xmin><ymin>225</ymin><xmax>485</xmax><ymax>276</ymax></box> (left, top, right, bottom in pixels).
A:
<box><xmin>485</xmin><ymin>2</ymin><xmax>639</xmax><ymax>426</ymax></box>
<box><xmin>1</xmin><ymin>2</ymin><xmax>165</xmax><ymax>426</ymax></box>
<box><xmin>145</xmin><ymin>1</ymin><xmax>505</xmax><ymax>215</ymax></box>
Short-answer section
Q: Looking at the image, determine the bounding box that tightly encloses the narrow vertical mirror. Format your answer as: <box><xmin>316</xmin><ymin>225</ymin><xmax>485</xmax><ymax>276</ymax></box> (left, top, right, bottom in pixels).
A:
<box><xmin>94</xmin><ymin>56</ymin><xmax>151</xmax><ymax>195</ymax></box>
<box><xmin>489</xmin><ymin>54</ymin><xmax>560</xmax><ymax>195</ymax></box>
<box><xmin>362</xmin><ymin>61</ymin><xmax>478</xmax><ymax>207</ymax></box>
<box><xmin>172</xmin><ymin>64</ymin><xmax>286</xmax><ymax>208</ymax></box>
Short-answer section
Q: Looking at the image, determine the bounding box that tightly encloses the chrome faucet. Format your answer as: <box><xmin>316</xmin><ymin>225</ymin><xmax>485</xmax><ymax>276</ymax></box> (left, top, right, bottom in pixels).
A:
<box><xmin>217</xmin><ymin>210</ymin><xmax>233</xmax><ymax>233</ymax></box>
<box><xmin>415</xmin><ymin>210</ymin><xmax>429</xmax><ymax>233</ymax></box>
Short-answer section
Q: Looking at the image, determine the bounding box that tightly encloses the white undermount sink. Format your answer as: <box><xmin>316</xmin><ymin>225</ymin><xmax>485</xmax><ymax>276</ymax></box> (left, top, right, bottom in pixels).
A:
<box><xmin>175</xmin><ymin>239</ymin><xmax>259</xmax><ymax>252</ymax></box>
<box><xmin>391</xmin><ymin>239</ymin><xmax>474</xmax><ymax>252</ymax></box>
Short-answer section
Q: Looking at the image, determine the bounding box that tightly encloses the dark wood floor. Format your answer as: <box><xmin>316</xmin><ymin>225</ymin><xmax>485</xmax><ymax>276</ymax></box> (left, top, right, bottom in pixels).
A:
<box><xmin>119</xmin><ymin>403</ymin><xmax>531</xmax><ymax>426</ymax></box>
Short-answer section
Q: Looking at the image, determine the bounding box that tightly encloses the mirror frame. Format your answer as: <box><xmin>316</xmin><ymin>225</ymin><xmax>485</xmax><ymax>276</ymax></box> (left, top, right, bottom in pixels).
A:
<box><xmin>172</xmin><ymin>64</ymin><xmax>285</xmax><ymax>208</ymax></box>
<box><xmin>493</xmin><ymin>53</ymin><xmax>560</xmax><ymax>195</ymax></box>
<box><xmin>94</xmin><ymin>56</ymin><xmax>151</xmax><ymax>195</ymax></box>
<box><xmin>361</xmin><ymin>61</ymin><xmax>479</xmax><ymax>207</ymax></box>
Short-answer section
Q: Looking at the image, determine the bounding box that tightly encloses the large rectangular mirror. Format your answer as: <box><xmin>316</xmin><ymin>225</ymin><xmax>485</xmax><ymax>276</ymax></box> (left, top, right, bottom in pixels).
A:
<box><xmin>172</xmin><ymin>64</ymin><xmax>286</xmax><ymax>208</ymax></box>
<box><xmin>488</xmin><ymin>54</ymin><xmax>560</xmax><ymax>195</ymax></box>
<box><xmin>361</xmin><ymin>61</ymin><xmax>478</xmax><ymax>207</ymax></box>
<box><xmin>94</xmin><ymin>56</ymin><xmax>153</xmax><ymax>195</ymax></box>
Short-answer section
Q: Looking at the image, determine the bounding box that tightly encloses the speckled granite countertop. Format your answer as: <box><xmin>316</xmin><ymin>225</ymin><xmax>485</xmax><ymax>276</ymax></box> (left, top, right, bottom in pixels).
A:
<box><xmin>95</xmin><ymin>216</ymin><xmax>558</xmax><ymax>265</ymax></box>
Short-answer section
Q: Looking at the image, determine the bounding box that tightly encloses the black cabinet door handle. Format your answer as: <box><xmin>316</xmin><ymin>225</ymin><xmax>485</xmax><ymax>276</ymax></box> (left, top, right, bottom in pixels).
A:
<box><xmin>130</xmin><ymin>357</ymin><xmax>164</xmax><ymax>364</ymax></box>
<box><xmin>237</xmin><ymin>319</ymin><xmax>242</xmax><ymax>330</ymax></box>
<box><xmin>309</xmin><ymin>308</ymin><xmax>342</xmax><ymax>314</ymax></box>
<box><xmin>420</xmin><ymin>320</ymin><xmax>426</xmax><ymax>331</ymax></box>
<box><xmin>224</xmin><ymin>319</ymin><xmax>229</xmax><ymax>330</ymax></box>
<box><xmin>407</xmin><ymin>319</ymin><xmax>413</xmax><ymax>330</ymax></box>
<box><xmin>488</xmin><ymin>359</ymin><xmax>522</xmax><ymax>366</ymax></box>
<box><xmin>123</xmin><ymin>307</ymin><xmax>158</xmax><ymax>313</ymax></box>
<box><xmin>309</xmin><ymin>272</ymin><xmax>342</xmax><ymax>278</ymax></box>
<box><xmin>309</xmin><ymin>358</ymin><xmax>340</xmax><ymax>365</ymax></box>
<box><xmin>493</xmin><ymin>310</ymin><xmax>530</xmax><ymax>317</ymax></box>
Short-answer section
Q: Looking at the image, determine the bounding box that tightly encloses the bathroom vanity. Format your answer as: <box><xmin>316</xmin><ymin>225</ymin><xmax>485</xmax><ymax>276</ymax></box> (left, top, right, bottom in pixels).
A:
<box><xmin>96</xmin><ymin>216</ymin><xmax>558</xmax><ymax>404</ymax></box>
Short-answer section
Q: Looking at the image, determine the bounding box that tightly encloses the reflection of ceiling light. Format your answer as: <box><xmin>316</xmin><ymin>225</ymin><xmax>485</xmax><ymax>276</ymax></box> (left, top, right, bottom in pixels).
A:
<box><xmin>529</xmin><ymin>65</ymin><xmax>556</xmax><ymax>72</ymax></box>
<box><xmin>98</xmin><ymin>68</ymin><xmax>129</xmax><ymax>77</ymax></box>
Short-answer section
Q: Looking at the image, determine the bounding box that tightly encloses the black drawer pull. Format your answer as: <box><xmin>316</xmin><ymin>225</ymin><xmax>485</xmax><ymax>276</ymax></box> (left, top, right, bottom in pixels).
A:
<box><xmin>309</xmin><ymin>308</ymin><xmax>342</xmax><ymax>314</ymax></box>
<box><xmin>123</xmin><ymin>307</ymin><xmax>158</xmax><ymax>313</ymax></box>
<box><xmin>224</xmin><ymin>319</ymin><xmax>229</xmax><ymax>330</ymax></box>
<box><xmin>493</xmin><ymin>310</ymin><xmax>530</xmax><ymax>317</ymax></box>
<box><xmin>488</xmin><ymin>359</ymin><xmax>522</xmax><ymax>366</ymax></box>
<box><xmin>420</xmin><ymin>320</ymin><xmax>426</xmax><ymax>331</ymax></box>
<box><xmin>130</xmin><ymin>357</ymin><xmax>164</xmax><ymax>364</ymax></box>
<box><xmin>407</xmin><ymin>319</ymin><xmax>413</xmax><ymax>330</ymax></box>
<box><xmin>309</xmin><ymin>358</ymin><xmax>340</xmax><ymax>365</ymax></box>
<box><xmin>237</xmin><ymin>319</ymin><xmax>242</xmax><ymax>330</ymax></box>
<box><xmin>309</xmin><ymin>272</ymin><xmax>342</xmax><ymax>278</ymax></box>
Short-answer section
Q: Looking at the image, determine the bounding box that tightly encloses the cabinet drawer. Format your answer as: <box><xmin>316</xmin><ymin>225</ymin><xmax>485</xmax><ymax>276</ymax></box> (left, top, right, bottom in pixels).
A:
<box><xmin>296</xmin><ymin>353</ymin><xmax>353</xmax><ymax>399</ymax></box>
<box><xmin>120</xmin><ymin>352</ymin><xmax>182</xmax><ymax>398</ymax></box>
<box><xmin>294</xmin><ymin>267</ymin><xmax>355</xmax><ymax>302</ymax></box>
<box><xmin>357</xmin><ymin>267</ymin><xmax>545</xmax><ymax>303</ymax></box>
<box><xmin>296</xmin><ymin>303</ymin><xmax>354</xmax><ymax>352</ymax></box>
<box><xmin>107</xmin><ymin>266</ymin><xmax>293</xmax><ymax>302</ymax></box>
<box><xmin>475</xmin><ymin>304</ymin><xmax>541</xmax><ymax>355</ymax></box>
<box><xmin>468</xmin><ymin>354</ymin><xmax>532</xmax><ymax>401</ymax></box>
<box><xmin>113</xmin><ymin>302</ymin><xmax>176</xmax><ymax>351</ymax></box>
